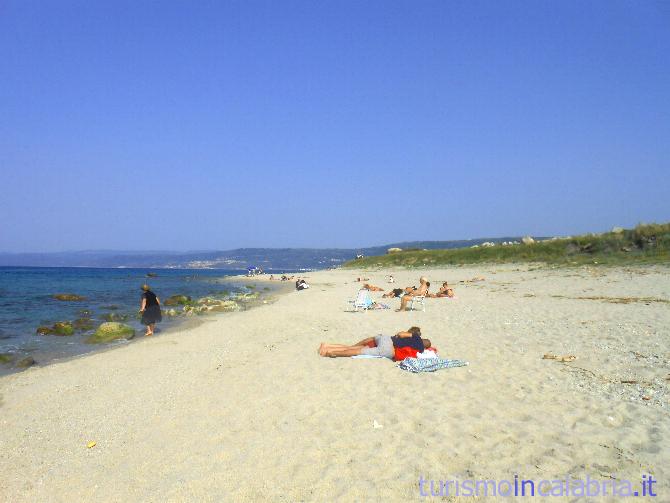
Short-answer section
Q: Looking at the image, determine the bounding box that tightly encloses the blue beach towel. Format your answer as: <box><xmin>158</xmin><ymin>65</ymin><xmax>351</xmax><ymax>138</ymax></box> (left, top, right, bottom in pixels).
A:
<box><xmin>397</xmin><ymin>357</ymin><xmax>469</xmax><ymax>373</ymax></box>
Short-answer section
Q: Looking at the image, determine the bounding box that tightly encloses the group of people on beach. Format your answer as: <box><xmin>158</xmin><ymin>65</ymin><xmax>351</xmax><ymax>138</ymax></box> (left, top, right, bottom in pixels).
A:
<box><xmin>318</xmin><ymin>274</ymin><xmax>455</xmax><ymax>359</ymax></box>
<box><xmin>362</xmin><ymin>276</ymin><xmax>454</xmax><ymax>311</ymax></box>
<box><xmin>139</xmin><ymin>272</ymin><xmax>449</xmax><ymax>363</ymax></box>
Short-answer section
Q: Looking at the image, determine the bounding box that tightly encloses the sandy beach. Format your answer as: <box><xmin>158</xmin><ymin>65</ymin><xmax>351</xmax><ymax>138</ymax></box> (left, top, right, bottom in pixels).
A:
<box><xmin>1</xmin><ymin>264</ymin><xmax>669</xmax><ymax>502</ymax></box>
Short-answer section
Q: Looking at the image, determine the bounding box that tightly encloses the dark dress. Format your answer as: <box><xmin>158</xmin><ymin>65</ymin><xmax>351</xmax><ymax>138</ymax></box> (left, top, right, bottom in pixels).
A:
<box><xmin>141</xmin><ymin>290</ymin><xmax>162</xmax><ymax>325</ymax></box>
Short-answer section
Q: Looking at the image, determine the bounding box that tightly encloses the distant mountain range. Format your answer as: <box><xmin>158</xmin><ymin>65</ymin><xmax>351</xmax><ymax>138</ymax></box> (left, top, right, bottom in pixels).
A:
<box><xmin>0</xmin><ymin>237</ymin><xmax>530</xmax><ymax>270</ymax></box>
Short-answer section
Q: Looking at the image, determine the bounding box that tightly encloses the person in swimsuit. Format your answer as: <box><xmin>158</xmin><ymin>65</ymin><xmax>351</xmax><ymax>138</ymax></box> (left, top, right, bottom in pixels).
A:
<box><xmin>383</xmin><ymin>286</ymin><xmax>415</xmax><ymax>298</ymax></box>
<box><xmin>139</xmin><ymin>284</ymin><xmax>162</xmax><ymax>336</ymax></box>
<box><xmin>318</xmin><ymin>326</ymin><xmax>430</xmax><ymax>358</ymax></box>
<box><xmin>428</xmin><ymin>281</ymin><xmax>455</xmax><ymax>298</ymax></box>
<box><xmin>397</xmin><ymin>276</ymin><xmax>429</xmax><ymax>311</ymax></box>
<box><xmin>363</xmin><ymin>283</ymin><xmax>385</xmax><ymax>292</ymax></box>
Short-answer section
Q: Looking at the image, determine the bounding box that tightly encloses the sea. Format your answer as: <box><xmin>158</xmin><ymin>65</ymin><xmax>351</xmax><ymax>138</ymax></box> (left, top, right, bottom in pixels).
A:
<box><xmin>0</xmin><ymin>266</ymin><xmax>284</xmax><ymax>374</ymax></box>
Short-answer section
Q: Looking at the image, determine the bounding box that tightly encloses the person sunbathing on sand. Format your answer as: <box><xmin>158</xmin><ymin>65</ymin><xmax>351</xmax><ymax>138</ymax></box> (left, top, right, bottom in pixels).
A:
<box><xmin>428</xmin><ymin>281</ymin><xmax>454</xmax><ymax>298</ymax></box>
<box><xmin>383</xmin><ymin>286</ymin><xmax>415</xmax><ymax>298</ymax></box>
<box><xmin>363</xmin><ymin>283</ymin><xmax>384</xmax><ymax>292</ymax></box>
<box><xmin>397</xmin><ymin>276</ymin><xmax>429</xmax><ymax>311</ymax></box>
<box><xmin>318</xmin><ymin>326</ymin><xmax>430</xmax><ymax>358</ymax></box>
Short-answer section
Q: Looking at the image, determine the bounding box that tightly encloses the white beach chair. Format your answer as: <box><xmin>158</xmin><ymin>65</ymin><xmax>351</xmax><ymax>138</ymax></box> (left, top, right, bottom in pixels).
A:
<box><xmin>409</xmin><ymin>295</ymin><xmax>426</xmax><ymax>312</ymax></box>
<box><xmin>350</xmin><ymin>289</ymin><xmax>374</xmax><ymax>312</ymax></box>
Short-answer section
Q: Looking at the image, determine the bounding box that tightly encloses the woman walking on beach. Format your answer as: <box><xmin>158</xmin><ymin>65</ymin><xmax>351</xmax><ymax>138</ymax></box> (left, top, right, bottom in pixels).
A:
<box><xmin>139</xmin><ymin>284</ymin><xmax>162</xmax><ymax>336</ymax></box>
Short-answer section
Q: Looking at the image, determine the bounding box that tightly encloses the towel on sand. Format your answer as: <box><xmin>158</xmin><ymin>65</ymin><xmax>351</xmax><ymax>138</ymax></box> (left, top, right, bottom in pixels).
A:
<box><xmin>397</xmin><ymin>357</ymin><xmax>468</xmax><ymax>373</ymax></box>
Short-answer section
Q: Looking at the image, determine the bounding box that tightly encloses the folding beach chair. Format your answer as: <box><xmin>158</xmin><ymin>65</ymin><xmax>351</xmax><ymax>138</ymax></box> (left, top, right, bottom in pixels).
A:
<box><xmin>409</xmin><ymin>295</ymin><xmax>426</xmax><ymax>312</ymax></box>
<box><xmin>350</xmin><ymin>289</ymin><xmax>374</xmax><ymax>312</ymax></box>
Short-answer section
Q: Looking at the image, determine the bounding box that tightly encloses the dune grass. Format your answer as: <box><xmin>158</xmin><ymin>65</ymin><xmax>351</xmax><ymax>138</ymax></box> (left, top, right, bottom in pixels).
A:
<box><xmin>344</xmin><ymin>223</ymin><xmax>670</xmax><ymax>268</ymax></box>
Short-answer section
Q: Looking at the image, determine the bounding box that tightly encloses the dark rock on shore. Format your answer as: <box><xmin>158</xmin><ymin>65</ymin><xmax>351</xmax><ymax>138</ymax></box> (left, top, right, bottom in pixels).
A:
<box><xmin>36</xmin><ymin>326</ymin><xmax>55</xmax><ymax>335</ymax></box>
<box><xmin>86</xmin><ymin>322</ymin><xmax>135</xmax><ymax>343</ymax></box>
<box><xmin>52</xmin><ymin>293</ymin><xmax>86</xmax><ymax>301</ymax></box>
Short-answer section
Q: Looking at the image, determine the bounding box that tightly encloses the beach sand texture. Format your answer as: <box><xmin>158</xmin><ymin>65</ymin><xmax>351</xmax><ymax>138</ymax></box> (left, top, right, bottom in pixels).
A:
<box><xmin>1</xmin><ymin>265</ymin><xmax>669</xmax><ymax>502</ymax></box>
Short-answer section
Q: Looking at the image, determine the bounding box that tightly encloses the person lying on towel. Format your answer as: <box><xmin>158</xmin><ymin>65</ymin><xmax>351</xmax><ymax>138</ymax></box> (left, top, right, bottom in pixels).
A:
<box><xmin>318</xmin><ymin>326</ymin><xmax>431</xmax><ymax>360</ymax></box>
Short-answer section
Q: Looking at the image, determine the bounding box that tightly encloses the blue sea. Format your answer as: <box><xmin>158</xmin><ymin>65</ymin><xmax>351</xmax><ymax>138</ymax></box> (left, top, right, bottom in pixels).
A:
<box><xmin>0</xmin><ymin>267</ymin><xmax>279</xmax><ymax>374</ymax></box>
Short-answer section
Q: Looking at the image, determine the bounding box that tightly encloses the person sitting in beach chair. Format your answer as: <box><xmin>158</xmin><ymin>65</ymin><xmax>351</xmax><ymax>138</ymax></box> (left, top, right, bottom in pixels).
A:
<box><xmin>318</xmin><ymin>326</ymin><xmax>430</xmax><ymax>359</ymax></box>
<box><xmin>428</xmin><ymin>281</ymin><xmax>455</xmax><ymax>298</ymax></box>
<box><xmin>397</xmin><ymin>276</ymin><xmax>429</xmax><ymax>311</ymax></box>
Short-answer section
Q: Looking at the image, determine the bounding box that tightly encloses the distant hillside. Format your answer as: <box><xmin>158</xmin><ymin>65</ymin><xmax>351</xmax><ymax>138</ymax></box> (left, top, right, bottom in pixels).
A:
<box><xmin>344</xmin><ymin>223</ymin><xmax>670</xmax><ymax>268</ymax></box>
<box><xmin>0</xmin><ymin>237</ymin><xmax>528</xmax><ymax>270</ymax></box>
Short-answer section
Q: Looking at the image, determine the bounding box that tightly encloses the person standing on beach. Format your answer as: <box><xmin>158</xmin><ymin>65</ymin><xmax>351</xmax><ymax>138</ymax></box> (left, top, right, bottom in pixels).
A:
<box><xmin>139</xmin><ymin>284</ymin><xmax>162</xmax><ymax>336</ymax></box>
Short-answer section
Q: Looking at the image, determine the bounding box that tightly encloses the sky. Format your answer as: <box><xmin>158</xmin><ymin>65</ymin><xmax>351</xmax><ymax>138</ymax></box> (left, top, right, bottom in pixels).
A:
<box><xmin>1</xmin><ymin>0</ymin><xmax>668</xmax><ymax>252</ymax></box>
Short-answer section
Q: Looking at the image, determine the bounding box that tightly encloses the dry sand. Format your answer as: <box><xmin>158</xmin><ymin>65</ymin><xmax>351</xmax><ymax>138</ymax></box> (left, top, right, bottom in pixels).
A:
<box><xmin>1</xmin><ymin>264</ymin><xmax>669</xmax><ymax>502</ymax></box>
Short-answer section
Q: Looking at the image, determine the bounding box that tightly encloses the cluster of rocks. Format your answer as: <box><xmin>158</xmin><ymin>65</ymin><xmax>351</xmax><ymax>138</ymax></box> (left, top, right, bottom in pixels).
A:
<box><xmin>36</xmin><ymin>319</ymin><xmax>135</xmax><ymax>344</ymax></box>
<box><xmin>31</xmin><ymin>290</ymin><xmax>264</xmax><ymax>348</ymax></box>
<box><xmin>36</xmin><ymin>321</ymin><xmax>75</xmax><ymax>336</ymax></box>
<box><xmin>164</xmin><ymin>295</ymin><xmax>193</xmax><ymax>306</ymax></box>
<box><xmin>163</xmin><ymin>292</ymin><xmax>260</xmax><ymax>317</ymax></box>
<box><xmin>36</xmin><ymin>307</ymin><xmax>100</xmax><ymax>336</ymax></box>
<box><xmin>470</xmin><ymin>240</ymin><xmax>522</xmax><ymax>249</ymax></box>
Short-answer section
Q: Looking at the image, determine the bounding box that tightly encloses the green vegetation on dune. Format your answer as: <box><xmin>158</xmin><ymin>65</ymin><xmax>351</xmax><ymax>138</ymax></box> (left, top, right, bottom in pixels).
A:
<box><xmin>344</xmin><ymin>223</ymin><xmax>670</xmax><ymax>268</ymax></box>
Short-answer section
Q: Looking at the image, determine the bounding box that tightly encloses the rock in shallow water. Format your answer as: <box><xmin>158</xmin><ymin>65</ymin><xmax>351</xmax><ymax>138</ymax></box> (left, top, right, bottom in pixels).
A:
<box><xmin>0</xmin><ymin>353</ymin><xmax>14</xmax><ymax>364</ymax></box>
<box><xmin>164</xmin><ymin>295</ymin><xmax>192</xmax><ymax>306</ymax></box>
<box><xmin>86</xmin><ymin>322</ymin><xmax>135</xmax><ymax>344</ymax></box>
<box><xmin>16</xmin><ymin>356</ymin><xmax>35</xmax><ymax>368</ymax></box>
<box><xmin>72</xmin><ymin>318</ymin><xmax>95</xmax><ymax>331</ymax></box>
<box><xmin>52</xmin><ymin>293</ymin><xmax>86</xmax><ymax>301</ymax></box>
<box><xmin>100</xmin><ymin>312</ymin><xmax>129</xmax><ymax>322</ymax></box>
<box><xmin>53</xmin><ymin>322</ymin><xmax>74</xmax><ymax>336</ymax></box>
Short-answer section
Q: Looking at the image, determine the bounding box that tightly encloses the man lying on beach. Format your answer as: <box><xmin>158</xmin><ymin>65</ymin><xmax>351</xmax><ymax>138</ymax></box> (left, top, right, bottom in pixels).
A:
<box><xmin>427</xmin><ymin>281</ymin><xmax>455</xmax><ymax>298</ymax></box>
<box><xmin>397</xmin><ymin>276</ymin><xmax>429</xmax><ymax>311</ymax></box>
<box><xmin>318</xmin><ymin>326</ymin><xmax>430</xmax><ymax>358</ymax></box>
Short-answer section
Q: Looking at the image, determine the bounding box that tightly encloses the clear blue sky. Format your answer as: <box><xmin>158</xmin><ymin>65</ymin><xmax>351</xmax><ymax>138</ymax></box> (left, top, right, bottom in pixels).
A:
<box><xmin>1</xmin><ymin>1</ymin><xmax>668</xmax><ymax>252</ymax></box>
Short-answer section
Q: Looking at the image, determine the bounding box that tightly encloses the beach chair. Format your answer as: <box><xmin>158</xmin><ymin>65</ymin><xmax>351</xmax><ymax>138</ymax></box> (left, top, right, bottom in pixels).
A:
<box><xmin>350</xmin><ymin>289</ymin><xmax>374</xmax><ymax>312</ymax></box>
<box><xmin>409</xmin><ymin>295</ymin><xmax>426</xmax><ymax>312</ymax></box>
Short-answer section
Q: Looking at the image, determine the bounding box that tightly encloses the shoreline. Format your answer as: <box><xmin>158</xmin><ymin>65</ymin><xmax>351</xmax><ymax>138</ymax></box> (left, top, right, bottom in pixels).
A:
<box><xmin>1</xmin><ymin>264</ymin><xmax>668</xmax><ymax>501</ymax></box>
<box><xmin>0</xmin><ymin>275</ymin><xmax>294</xmax><ymax>377</ymax></box>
